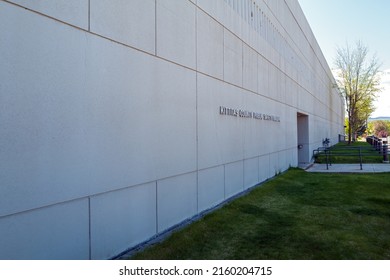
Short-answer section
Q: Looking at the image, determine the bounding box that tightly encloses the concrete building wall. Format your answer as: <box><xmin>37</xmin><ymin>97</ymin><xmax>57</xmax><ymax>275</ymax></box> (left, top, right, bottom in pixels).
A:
<box><xmin>0</xmin><ymin>0</ymin><xmax>344</xmax><ymax>259</ymax></box>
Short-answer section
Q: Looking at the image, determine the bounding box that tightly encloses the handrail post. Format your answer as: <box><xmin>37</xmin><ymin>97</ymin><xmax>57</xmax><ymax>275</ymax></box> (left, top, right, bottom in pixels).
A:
<box><xmin>383</xmin><ymin>144</ymin><xmax>389</xmax><ymax>163</ymax></box>
<box><xmin>325</xmin><ymin>148</ymin><xmax>329</xmax><ymax>170</ymax></box>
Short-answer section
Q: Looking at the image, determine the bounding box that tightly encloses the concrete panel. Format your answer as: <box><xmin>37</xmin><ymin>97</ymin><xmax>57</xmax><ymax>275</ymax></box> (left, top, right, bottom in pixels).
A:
<box><xmin>225</xmin><ymin>161</ymin><xmax>244</xmax><ymax>198</ymax></box>
<box><xmin>258</xmin><ymin>54</ymin><xmax>270</xmax><ymax>97</ymax></box>
<box><xmin>278</xmin><ymin>150</ymin><xmax>289</xmax><ymax>172</ymax></box>
<box><xmin>260</xmin><ymin>101</ymin><xmax>284</xmax><ymax>154</ymax></box>
<box><xmin>86</xmin><ymin>42</ymin><xmax>198</xmax><ymax>192</ymax></box>
<box><xmin>90</xmin><ymin>182</ymin><xmax>156</xmax><ymax>260</ymax></box>
<box><xmin>157</xmin><ymin>173</ymin><xmax>198</xmax><ymax>232</ymax></box>
<box><xmin>259</xmin><ymin>154</ymin><xmax>271</xmax><ymax>183</ymax></box>
<box><xmin>0</xmin><ymin>199</ymin><xmax>89</xmax><ymax>260</ymax></box>
<box><xmin>0</xmin><ymin>4</ymin><xmax>197</xmax><ymax>216</ymax></box>
<box><xmin>197</xmin><ymin>74</ymin><xmax>244</xmax><ymax>169</ymax></box>
<box><xmin>242</xmin><ymin>93</ymin><xmax>268</xmax><ymax>159</ymax></box>
<box><xmin>0</xmin><ymin>4</ymin><xmax>91</xmax><ymax>216</ymax></box>
<box><xmin>285</xmin><ymin>109</ymin><xmax>298</xmax><ymax>150</ymax></box>
<box><xmin>298</xmin><ymin>89</ymin><xmax>314</xmax><ymax>114</ymax></box>
<box><xmin>90</xmin><ymin>0</ymin><xmax>155</xmax><ymax>54</ymax></box>
<box><xmin>197</xmin><ymin>9</ymin><xmax>224</xmax><ymax>79</ymax></box>
<box><xmin>198</xmin><ymin>166</ymin><xmax>225</xmax><ymax>212</ymax></box>
<box><xmin>243</xmin><ymin>44</ymin><xmax>258</xmax><ymax>92</ymax></box>
<box><xmin>243</xmin><ymin>118</ymin><xmax>262</xmax><ymax>159</ymax></box>
<box><xmin>244</xmin><ymin>157</ymin><xmax>259</xmax><ymax>190</ymax></box>
<box><xmin>285</xmin><ymin>77</ymin><xmax>298</xmax><ymax>108</ymax></box>
<box><xmin>285</xmin><ymin>148</ymin><xmax>297</xmax><ymax>168</ymax></box>
<box><xmin>7</xmin><ymin>0</ymin><xmax>89</xmax><ymax>29</ymax></box>
<box><xmin>268</xmin><ymin>63</ymin><xmax>278</xmax><ymax>99</ymax></box>
<box><xmin>223</xmin><ymin>0</ymin><xmax>248</xmax><ymax>43</ymax></box>
<box><xmin>269</xmin><ymin>152</ymin><xmax>280</xmax><ymax>176</ymax></box>
<box><xmin>157</xmin><ymin>0</ymin><xmax>196</xmax><ymax>68</ymax></box>
<box><xmin>197</xmin><ymin>0</ymin><xmax>225</xmax><ymax>24</ymax></box>
<box><xmin>223</xmin><ymin>29</ymin><xmax>243</xmax><ymax>87</ymax></box>
<box><xmin>279</xmin><ymin>72</ymin><xmax>287</xmax><ymax>104</ymax></box>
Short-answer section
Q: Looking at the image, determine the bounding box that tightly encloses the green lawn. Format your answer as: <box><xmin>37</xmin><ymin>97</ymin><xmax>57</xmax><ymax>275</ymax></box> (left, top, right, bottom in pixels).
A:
<box><xmin>314</xmin><ymin>141</ymin><xmax>383</xmax><ymax>164</ymax></box>
<box><xmin>131</xmin><ymin>168</ymin><xmax>390</xmax><ymax>260</ymax></box>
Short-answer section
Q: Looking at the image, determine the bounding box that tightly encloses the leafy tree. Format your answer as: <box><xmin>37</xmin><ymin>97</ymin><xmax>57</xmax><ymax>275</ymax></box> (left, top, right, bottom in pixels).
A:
<box><xmin>367</xmin><ymin>121</ymin><xmax>374</xmax><ymax>135</ymax></box>
<box><xmin>334</xmin><ymin>41</ymin><xmax>382</xmax><ymax>144</ymax></box>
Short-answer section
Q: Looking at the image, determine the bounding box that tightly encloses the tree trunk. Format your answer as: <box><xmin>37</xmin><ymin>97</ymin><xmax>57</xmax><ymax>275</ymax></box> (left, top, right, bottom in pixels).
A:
<box><xmin>348</xmin><ymin>121</ymin><xmax>352</xmax><ymax>145</ymax></box>
<box><xmin>348</xmin><ymin>108</ymin><xmax>353</xmax><ymax>145</ymax></box>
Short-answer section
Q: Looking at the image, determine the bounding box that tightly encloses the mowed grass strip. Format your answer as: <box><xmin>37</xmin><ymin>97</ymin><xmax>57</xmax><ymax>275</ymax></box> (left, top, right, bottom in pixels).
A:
<box><xmin>314</xmin><ymin>142</ymin><xmax>383</xmax><ymax>164</ymax></box>
<box><xmin>131</xmin><ymin>169</ymin><xmax>390</xmax><ymax>260</ymax></box>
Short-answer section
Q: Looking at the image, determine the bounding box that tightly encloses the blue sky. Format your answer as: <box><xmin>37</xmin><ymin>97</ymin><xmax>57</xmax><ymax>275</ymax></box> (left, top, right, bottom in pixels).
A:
<box><xmin>298</xmin><ymin>0</ymin><xmax>390</xmax><ymax>117</ymax></box>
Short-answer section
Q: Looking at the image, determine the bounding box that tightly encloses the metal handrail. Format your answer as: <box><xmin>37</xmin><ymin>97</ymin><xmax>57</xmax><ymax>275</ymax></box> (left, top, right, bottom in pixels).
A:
<box><xmin>312</xmin><ymin>145</ymin><xmax>385</xmax><ymax>170</ymax></box>
<box><xmin>324</xmin><ymin>147</ymin><xmax>363</xmax><ymax>170</ymax></box>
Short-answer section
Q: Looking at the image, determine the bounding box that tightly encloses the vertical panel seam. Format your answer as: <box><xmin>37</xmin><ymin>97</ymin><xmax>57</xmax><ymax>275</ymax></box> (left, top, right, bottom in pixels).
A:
<box><xmin>222</xmin><ymin>27</ymin><xmax>225</xmax><ymax>81</ymax></box>
<box><xmin>243</xmin><ymin>160</ymin><xmax>245</xmax><ymax>190</ymax></box>
<box><xmin>88</xmin><ymin>197</ymin><xmax>92</xmax><ymax>260</ymax></box>
<box><xmin>155</xmin><ymin>0</ymin><xmax>157</xmax><ymax>56</ymax></box>
<box><xmin>88</xmin><ymin>0</ymin><xmax>90</xmax><ymax>31</ymax></box>
<box><xmin>155</xmin><ymin>181</ymin><xmax>158</xmax><ymax>234</ymax></box>
<box><xmin>195</xmin><ymin>3</ymin><xmax>199</xmax><ymax>214</ymax></box>
<box><xmin>223</xmin><ymin>164</ymin><xmax>226</xmax><ymax>199</ymax></box>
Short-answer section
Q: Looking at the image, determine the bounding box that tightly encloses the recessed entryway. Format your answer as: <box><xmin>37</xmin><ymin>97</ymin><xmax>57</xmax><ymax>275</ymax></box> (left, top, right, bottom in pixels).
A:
<box><xmin>297</xmin><ymin>113</ymin><xmax>310</xmax><ymax>165</ymax></box>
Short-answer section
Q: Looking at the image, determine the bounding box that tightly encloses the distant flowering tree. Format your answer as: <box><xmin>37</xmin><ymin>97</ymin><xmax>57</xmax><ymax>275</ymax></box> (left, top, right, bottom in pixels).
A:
<box><xmin>371</xmin><ymin>120</ymin><xmax>390</xmax><ymax>138</ymax></box>
<box><xmin>334</xmin><ymin>41</ymin><xmax>382</xmax><ymax>144</ymax></box>
<box><xmin>378</xmin><ymin>130</ymin><xmax>388</xmax><ymax>138</ymax></box>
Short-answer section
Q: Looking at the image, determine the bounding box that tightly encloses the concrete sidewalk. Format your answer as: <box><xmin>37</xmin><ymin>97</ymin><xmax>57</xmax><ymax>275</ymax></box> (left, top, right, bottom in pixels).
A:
<box><xmin>306</xmin><ymin>163</ymin><xmax>390</xmax><ymax>173</ymax></box>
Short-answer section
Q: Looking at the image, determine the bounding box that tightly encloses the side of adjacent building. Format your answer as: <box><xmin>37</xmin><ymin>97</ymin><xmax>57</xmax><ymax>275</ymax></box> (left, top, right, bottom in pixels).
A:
<box><xmin>0</xmin><ymin>0</ymin><xmax>344</xmax><ymax>259</ymax></box>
